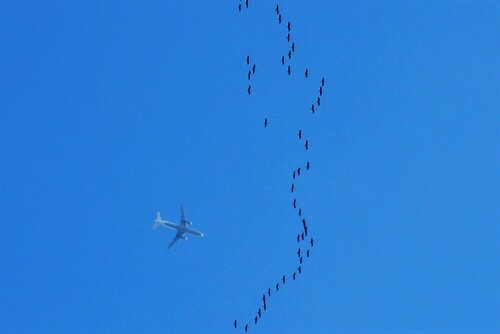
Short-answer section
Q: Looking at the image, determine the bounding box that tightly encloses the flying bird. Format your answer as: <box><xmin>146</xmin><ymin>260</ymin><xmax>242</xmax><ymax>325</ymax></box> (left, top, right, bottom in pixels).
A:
<box><xmin>263</xmin><ymin>303</ymin><xmax>267</xmax><ymax>311</ymax></box>
<box><xmin>311</xmin><ymin>104</ymin><xmax>315</xmax><ymax>114</ymax></box>
<box><xmin>293</xmin><ymin>272</ymin><xmax>296</xmax><ymax>280</ymax></box>
<box><xmin>317</xmin><ymin>97</ymin><xmax>321</xmax><ymax>106</ymax></box>
<box><xmin>275</xmin><ymin>4</ymin><xmax>279</xmax><ymax>14</ymax></box>
<box><xmin>305</xmin><ymin>140</ymin><xmax>309</xmax><ymax>150</ymax></box>
<box><xmin>298</xmin><ymin>129</ymin><xmax>302</xmax><ymax>139</ymax></box>
<box><xmin>282</xmin><ymin>275</ymin><xmax>286</xmax><ymax>284</ymax></box>
<box><xmin>304</xmin><ymin>226</ymin><xmax>308</xmax><ymax>236</ymax></box>
<box><xmin>297</xmin><ymin>167</ymin><xmax>301</xmax><ymax>175</ymax></box>
<box><xmin>238</xmin><ymin>3</ymin><xmax>242</xmax><ymax>12</ymax></box>
<box><xmin>252</xmin><ymin>64</ymin><xmax>256</xmax><ymax>74</ymax></box>
<box><xmin>281</xmin><ymin>56</ymin><xmax>285</xmax><ymax>65</ymax></box>
<box><xmin>288</xmin><ymin>50</ymin><xmax>292</xmax><ymax>59</ymax></box>
<box><xmin>276</xmin><ymin>283</ymin><xmax>279</xmax><ymax>291</ymax></box>
<box><xmin>310</xmin><ymin>238</ymin><xmax>314</xmax><ymax>247</ymax></box>
<box><xmin>305</xmin><ymin>69</ymin><xmax>309</xmax><ymax>78</ymax></box>
<box><xmin>264</xmin><ymin>118</ymin><xmax>268</xmax><ymax>127</ymax></box>
<box><xmin>298</xmin><ymin>248</ymin><xmax>301</xmax><ymax>258</ymax></box>
<box><xmin>306</xmin><ymin>161</ymin><xmax>310</xmax><ymax>170</ymax></box>
<box><xmin>258</xmin><ymin>308</ymin><xmax>261</xmax><ymax>318</ymax></box>
<box><xmin>246</xmin><ymin>55</ymin><xmax>250</xmax><ymax>65</ymax></box>
<box><xmin>262</xmin><ymin>294</ymin><xmax>266</xmax><ymax>303</ymax></box>
<box><xmin>287</xmin><ymin>33</ymin><xmax>290</xmax><ymax>42</ymax></box>
<box><xmin>234</xmin><ymin>320</ymin><xmax>237</xmax><ymax>328</ymax></box>
<box><xmin>291</xmin><ymin>183</ymin><xmax>295</xmax><ymax>192</ymax></box>
<box><xmin>298</xmin><ymin>266</ymin><xmax>302</xmax><ymax>274</ymax></box>
<box><xmin>288</xmin><ymin>65</ymin><xmax>291</xmax><ymax>75</ymax></box>
<box><xmin>287</xmin><ymin>21</ymin><xmax>291</xmax><ymax>31</ymax></box>
<box><xmin>302</xmin><ymin>218</ymin><xmax>307</xmax><ymax>227</ymax></box>
<box><xmin>293</xmin><ymin>170</ymin><xmax>296</xmax><ymax>179</ymax></box>
<box><xmin>319</xmin><ymin>86</ymin><xmax>323</xmax><ymax>96</ymax></box>
<box><xmin>268</xmin><ymin>288</ymin><xmax>271</xmax><ymax>297</ymax></box>
<box><xmin>321</xmin><ymin>77</ymin><xmax>325</xmax><ymax>86</ymax></box>
<box><xmin>247</xmin><ymin>85</ymin><xmax>251</xmax><ymax>95</ymax></box>
<box><xmin>291</xmin><ymin>42</ymin><xmax>295</xmax><ymax>52</ymax></box>
<box><xmin>306</xmin><ymin>249</ymin><xmax>310</xmax><ymax>257</ymax></box>
<box><xmin>297</xmin><ymin>234</ymin><xmax>300</xmax><ymax>243</ymax></box>
<box><xmin>300</xmin><ymin>257</ymin><xmax>303</xmax><ymax>264</ymax></box>
<box><xmin>293</xmin><ymin>198</ymin><xmax>296</xmax><ymax>208</ymax></box>
<box><xmin>248</xmin><ymin>70</ymin><xmax>251</xmax><ymax>80</ymax></box>
<box><xmin>298</xmin><ymin>208</ymin><xmax>302</xmax><ymax>217</ymax></box>
<box><xmin>301</xmin><ymin>232</ymin><xmax>305</xmax><ymax>240</ymax></box>
<box><xmin>245</xmin><ymin>0</ymin><xmax>249</xmax><ymax>9</ymax></box>
<box><xmin>245</xmin><ymin>325</ymin><xmax>248</xmax><ymax>332</ymax></box>
<box><xmin>278</xmin><ymin>14</ymin><xmax>282</xmax><ymax>23</ymax></box>
<box><xmin>254</xmin><ymin>316</ymin><xmax>257</xmax><ymax>324</ymax></box>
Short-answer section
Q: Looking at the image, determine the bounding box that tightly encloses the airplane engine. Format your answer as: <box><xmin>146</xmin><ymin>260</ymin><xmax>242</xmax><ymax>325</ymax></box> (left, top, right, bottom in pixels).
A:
<box><xmin>187</xmin><ymin>221</ymin><xmax>192</xmax><ymax>225</ymax></box>
<box><xmin>181</xmin><ymin>236</ymin><xmax>188</xmax><ymax>240</ymax></box>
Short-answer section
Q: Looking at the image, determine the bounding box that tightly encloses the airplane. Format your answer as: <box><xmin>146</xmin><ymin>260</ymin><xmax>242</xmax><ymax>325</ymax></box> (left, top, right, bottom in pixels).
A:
<box><xmin>153</xmin><ymin>205</ymin><xmax>204</xmax><ymax>249</ymax></box>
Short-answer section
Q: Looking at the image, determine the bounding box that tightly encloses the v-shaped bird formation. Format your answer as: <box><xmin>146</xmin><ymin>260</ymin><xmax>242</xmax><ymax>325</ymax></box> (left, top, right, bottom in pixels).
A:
<box><xmin>234</xmin><ymin>2</ymin><xmax>325</xmax><ymax>332</ymax></box>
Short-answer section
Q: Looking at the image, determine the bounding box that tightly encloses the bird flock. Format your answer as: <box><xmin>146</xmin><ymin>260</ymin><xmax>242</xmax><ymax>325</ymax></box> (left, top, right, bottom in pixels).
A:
<box><xmin>234</xmin><ymin>2</ymin><xmax>325</xmax><ymax>332</ymax></box>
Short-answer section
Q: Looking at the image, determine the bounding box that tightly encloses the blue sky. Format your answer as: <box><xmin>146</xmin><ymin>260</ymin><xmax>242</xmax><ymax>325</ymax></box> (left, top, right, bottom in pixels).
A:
<box><xmin>1</xmin><ymin>1</ymin><xmax>498</xmax><ymax>333</ymax></box>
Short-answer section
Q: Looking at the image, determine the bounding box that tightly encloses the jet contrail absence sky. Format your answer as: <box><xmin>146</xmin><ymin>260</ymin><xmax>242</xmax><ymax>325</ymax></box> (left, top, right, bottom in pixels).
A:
<box><xmin>1</xmin><ymin>1</ymin><xmax>498</xmax><ymax>333</ymax></box>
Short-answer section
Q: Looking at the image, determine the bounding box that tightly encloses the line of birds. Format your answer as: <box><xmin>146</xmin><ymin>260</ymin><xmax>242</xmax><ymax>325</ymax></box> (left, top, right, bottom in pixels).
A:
<box><xmin>235</xmin><ymin>3</ymin><xmax>324</xmax><ymax>332</ymax></box>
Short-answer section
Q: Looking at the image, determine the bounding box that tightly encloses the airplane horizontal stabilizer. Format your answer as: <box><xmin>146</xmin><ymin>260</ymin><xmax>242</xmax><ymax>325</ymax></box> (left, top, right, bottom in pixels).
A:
<box><xmin>153</xmin><ymin>212</ymin><xmax>162</xmax><ymax>229</ymax></box>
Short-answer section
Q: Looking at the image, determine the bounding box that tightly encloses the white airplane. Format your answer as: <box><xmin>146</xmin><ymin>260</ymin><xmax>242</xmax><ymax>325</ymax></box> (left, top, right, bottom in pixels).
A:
<box><xmin>153</xmin><ymin>205</ymin><xmax>204</xmax><ymax>249</ymax></box>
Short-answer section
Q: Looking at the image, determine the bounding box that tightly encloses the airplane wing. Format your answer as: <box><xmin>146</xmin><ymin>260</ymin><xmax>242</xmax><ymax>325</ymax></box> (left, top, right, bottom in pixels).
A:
<box><xmin>167</xmin><ymin>234</ymin><xmax>181</xmax><ymax>249</ymax></box>
<box><xmin>181</xmin><ymin>205</ymin><xmax>186</xmax><ymax>223</ymax></box>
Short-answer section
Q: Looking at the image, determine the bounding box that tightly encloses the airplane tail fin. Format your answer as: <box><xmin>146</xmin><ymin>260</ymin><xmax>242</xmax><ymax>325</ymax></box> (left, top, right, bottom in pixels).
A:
<box><xmin>153</xmin><ymin>212</ymin><xmax>162</xmax><ymax>229</ymax></box>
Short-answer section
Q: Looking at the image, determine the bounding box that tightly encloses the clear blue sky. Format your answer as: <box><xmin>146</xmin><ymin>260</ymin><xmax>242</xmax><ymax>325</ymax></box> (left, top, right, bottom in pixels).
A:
<box><xmin>1</xmin><ymin>1</ymin><xmax>498</xmax><ymax>333</ymax></box>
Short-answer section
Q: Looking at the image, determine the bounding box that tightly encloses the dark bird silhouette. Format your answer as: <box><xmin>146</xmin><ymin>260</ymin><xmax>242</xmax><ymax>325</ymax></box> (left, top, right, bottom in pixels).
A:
<box><xmin>291</xmin><ymin>183</ymin><xmax>294</xmax><ymax>192</ymax></box>
<box><xmin>293</xmin><ymin>170</ymin><xmax>296</xmax><ymax>179</ymax></box>
<box><xmin>245</xmin><ymin>324</ymin><xmax>248</xmax><ymax>332</ymax></box>
<box><xmin>247</xmin><ymin>85</ymin><xmax>251</xmax><ymax>95</ymax></box>
<box><xmin>276</xmin><ymin>283</ymin><xmax>279</xmax><ymax>291</ymax></box>
<box><xmin>297</xmin><ymin>167</ymin><xmax>301</xmax><ymax>175</ymax></box>
<box><xmin>278</xmin><ymin>14</ymin><xmax>282</xmax><ymax>23</ymax></box>
<box><xmin>302</xmin><ymin>218</ymin><xmax>307</xmax><ymax>227</ymax></box>
<box><xmin>281</xmin><ymin>55</ymin><xmax>285</xmax><ymax>65</ymax></box>
<box><xmin>307</xmin><ymin>249</ymin><xmax>310</xmax><ymax>257</ymax></box>
<box><xmin>254</xmin><ymin>316</ymin><xmax>257</xmax><ymax>324</ymax></box>
<box><xmin>288</xmin><ymin>65</ymin><xmax>291</xmax><ymax>75</ymax></box>
<box><xmin>268</xmin><ymin>288</ymin><xmax>271</xmax><ymax>297</ymax></box>
<box><xmin>298</xmin><ymin>208</ymin><xmax>302</xmax><ymax>217</ymax></box>
<box><xmin>297</xmin><ymin>234</ymin><xmax>300</xmax><ymax>243</ymax></box>
<box><xmin>234</xmin><ymin>319</ymin><xmax>237</xmax><ymax>328</ymax></box>
<box><xmin>252</xmin><ymin>64</ymin><xmax>256</xmax><ymax>74</ymax></box>
<box><xmin>288</xmin><ymin>50</ymin><xmax>292</xmax><ymax>59</ymax></box>
<box><xmin>310</xmin><ymin>238</ymin><xmax>314</xmax><ymax>247</ymax></box>
<box><xmin>321</xmin><ymin>77</ymin><xmax>325</xmax><ymax>86</ymax></box>
<box><xmin>276</xmin><ymin>4</ymin><xmax>279</xmax><ymax>14</ymax></box>
<box><xmin>298</xmin><ymin>129</ymin><xmax>302</xmax><ymax>139</ymax></box>
<box><xmin>264</xmin><ymin>118</ymin><xmax>268</xmax><ymax>127</ymax></box>
<box><xmin>287</xmin><ymin>33</ymin><xmax>290</xmax><ymax>42</ymax></box>
<box><xmin>238</xmin><ymin>3</ymin><xmax>242</xmax><ymax>12</ymax></box>
<box><xmin>306</xmin><ymin>161</ymin><xmax>310</xmax><ymax>170</ymax></box>
<box><xmin>311</xmin><ymin>104</ymin><xmax>315</xmax><ymax>114</ymax></box>
<box><xmin>293</xmin><ymin>198</ymin><xmax>296</xmax><ymax>208</ymax></box>
<box><xmin>317</xmin><ymin>97</ymin><xmax>321</xmax><ymax>106</ymax></box>
<box><xmin>293</xmin><ymin>272</ymin><xmax>296</xmax><ymax>280</ymax></box>
<box><xmin>304</xmin><ymin>227</ymin><xmax>308</xmax><ymax>236</ymax></box>
<box><xmin>246</xmin><ymin>0</ymin><xmax>249</xmax><ymax>9</ymax></box>
<box><xmin>287</xmin><ymin>21</ymin><xmax>291</xmax><ymax>31</ymax></box>
<box><xmin>301</xmin><ymin>232</ymin><xmax>305</xmax><ymax>240</ymax></box>
<box><xmin>282</xmin><ymin>275</ymin><xmax>286</xmax><ymax>284</ymax></box>
<box><xmin>300</xmin><ymin>256</ymin><xmax>303</xmax><ymax>264</ymax></box>
<box><xmin>263</xmin><ymin>294</ymin><xmax>266</xmax><ymax>304</ymax></box>
<box><xmin>298</xmin><ymin>266</ymin><xmax>302</xmax><ymax>274</ymax></box>
<box><xmin>319</xmin><ymin>86</ymin><xmax>323</xmax><ymax>96</ymax></box>
<box><xmin>258</xmin><ymin>308</ymin><xmax>261</xmax><ymax>318</ymax></box>
<box><xmin>305</xmin><ymin>69</ymin><xmax>309</xmax><ymax>78</ymax></box>
<box><xmin>246</xmin><ymin>55</ymin><xmax>250</xmax><ymax>65</ymax></box>
<box><xmin>298</xmin><ymin>248</ymin><xmax>301</xmax><ymax>258</ymax></box>
<box><xmin>263</xmin><ymin>303</ymin><xmax>267</xmax><ymax>311</ymax></box>
<box><xmin>305</xmin><ymin>140</ymin><xmax>309</xmax><ymax>150</ymax></box>
<box><xmin>248</xmin><ymin>70</ymin><xmax>251</xmax><ymax>80</ymax></box>
<box><xmin>291</xmin><ymin>42</ymin><xmax>295</xmax><ymax>52</ymax></box>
